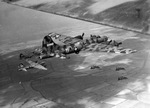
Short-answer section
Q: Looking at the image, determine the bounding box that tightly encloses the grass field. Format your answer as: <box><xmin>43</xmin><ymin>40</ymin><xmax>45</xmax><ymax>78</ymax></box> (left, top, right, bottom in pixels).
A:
<box><xmin>2</xmin><ymin>0</ymin><xmax>150</xmax><ymax>33</ymax></box>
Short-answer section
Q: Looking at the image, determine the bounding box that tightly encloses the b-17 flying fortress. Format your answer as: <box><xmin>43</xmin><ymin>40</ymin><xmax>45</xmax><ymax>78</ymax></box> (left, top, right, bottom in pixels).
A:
<box><xmin>18</xmin><ymin>32</ymin><xmax>137</xmax><ymax>72</ymax></box>
<box><xmin>1</xmin><ymin>1</ymin><xmax>150</xmax><ymax>108</ymax></box>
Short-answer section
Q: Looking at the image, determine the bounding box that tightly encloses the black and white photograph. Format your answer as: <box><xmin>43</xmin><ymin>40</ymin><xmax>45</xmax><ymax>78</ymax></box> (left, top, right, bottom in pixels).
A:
<box><xmin>0</xmin><ymin>0</ymin><xmax>150</xmax><ymax>108</ymax></box>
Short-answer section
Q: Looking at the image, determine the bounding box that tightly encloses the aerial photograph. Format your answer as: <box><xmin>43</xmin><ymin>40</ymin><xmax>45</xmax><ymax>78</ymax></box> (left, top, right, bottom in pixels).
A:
<box><xmin>0</xmin><ymin>0</ymin><xmax>150</xmax><ymax>108</ymax></box>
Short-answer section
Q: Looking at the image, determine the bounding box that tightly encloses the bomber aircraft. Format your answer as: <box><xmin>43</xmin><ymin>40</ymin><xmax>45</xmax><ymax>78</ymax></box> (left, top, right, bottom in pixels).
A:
<box><xmin>18</xmin><ymin>59</ymin><xmax>47</xmax><ymax>72</ymax></box>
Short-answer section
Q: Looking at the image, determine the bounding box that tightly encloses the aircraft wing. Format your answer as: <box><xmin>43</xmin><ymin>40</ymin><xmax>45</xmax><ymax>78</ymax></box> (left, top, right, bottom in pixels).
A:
<box><xmin>19</xmin><ymin>67</ymin><xmax>27</xmax><ymax>72</ymax></box>
<box><xmin>26</xmin><ymin>60</ymin><xmax>47</xmax><ymax>70</ymax></box>
<box><xmin>50</xmin><ymin>33</ymin><xmax>83</xmax><ymax>46</ymax></box>
<box><xmin>33</xmin><ymin>64</ymin><xmax>47</xmax><ymax>70</ymax></box>
<box><xmin>51</xmin><ymin>37</ymin><xmax>66</xmax><ymax>46</ymax></box>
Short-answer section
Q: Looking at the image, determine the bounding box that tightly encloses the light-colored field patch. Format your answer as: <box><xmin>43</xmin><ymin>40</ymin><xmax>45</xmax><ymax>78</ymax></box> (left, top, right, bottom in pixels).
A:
<box><xmin>13</xmin><ymin>0</ymin><xmax>82</xmax><ymax>7</ymax></box>
<box><xmin>0</xmin><ymin>39</ymin><xmax>41</xmax><ymax>55</ymax></box>
<box><xmin>116</xmin><ymin>89</ymin><xmax>133</xmax><ymax>96</ymax></box>
<box><xmin>3</xmin><ymin>55</ymin><xmax>15</xmax><ymax>60</ymax></box>
<box><xmin>88</xmin><ymin>0</ymin><xmax>137</xmax><ymax>14</ymax></box>
<box><xmin>111</xmin><ymin>100</ymin><xmax>139</xmax><ymax>108</ymax></box>
<box><xmin>77</xmin><ymin>97</ymin><xmax>102</xmax><ymax>108</ymax></box>
<box><xmin>126</xmin><ymin>79</ymin><xmax>146</xmax><ymax>92</ymax></box>
<box><xmin>103</xmin><ymin>97</ymin><xmax>126</xmax><ymax>105</ymax></box>
<box><xmin>72</xmin><ymin>52</ymin><xmax>132</xmax><ymax>71</ymax></box>
<box><xmin>12</xmin><ymin>0</ymin><xmax>51</xmax><ymax>6</ymax></box>
<box><xmin>66</xmin><ymin>24</ymin><xmax>137</xmax><ymax>41</ymax></box>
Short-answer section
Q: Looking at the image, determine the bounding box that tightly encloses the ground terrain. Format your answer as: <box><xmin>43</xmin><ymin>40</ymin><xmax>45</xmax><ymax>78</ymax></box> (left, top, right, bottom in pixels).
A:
<box><xmin>2</xmin><ymin>0</ymin><xmax>150</xmax><ymax>34</ymax></box>
<box><xmin>0</xmin><ymin>1</ymin><xmax>150</xmax><ymax>108</ymax></box>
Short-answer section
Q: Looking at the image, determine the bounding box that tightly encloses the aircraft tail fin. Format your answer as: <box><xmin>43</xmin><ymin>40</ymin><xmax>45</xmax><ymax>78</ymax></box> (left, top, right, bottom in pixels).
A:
<box><xmin>81</xmin><ymin>33</ymin><xmax>84</xmax><ymax>37</ymax></box>
<box><xmin>19</xmin><ymin>53</ymin><xmax>26</xmax><ymax>60</ymax></box>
